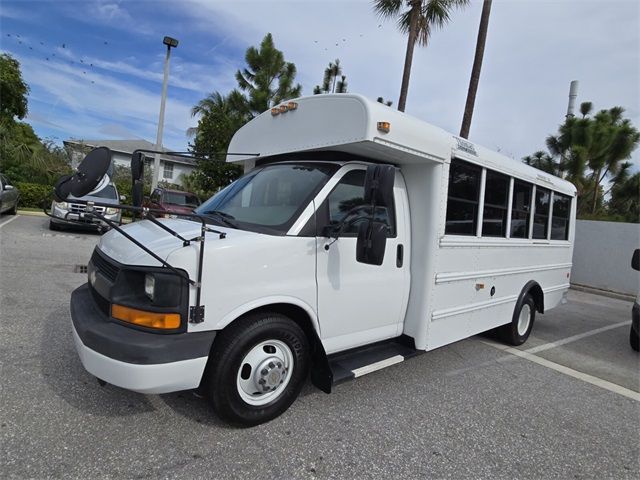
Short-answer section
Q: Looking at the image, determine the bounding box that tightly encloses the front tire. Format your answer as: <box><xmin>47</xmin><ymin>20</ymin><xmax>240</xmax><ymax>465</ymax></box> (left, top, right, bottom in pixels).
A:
<box><xmin>499</xmin><ymin>294</ymin><xmax>536</xmax><ymax>346</ymax></box>
<box><xmin>49</xmin><ymin>220</ymin><xmax>61</xmax><ymax>231</ymax></box>
<box><xmin>207</xmin><ymin>312</ymin><xmax>309</xmax><ymax>426</ymax></box>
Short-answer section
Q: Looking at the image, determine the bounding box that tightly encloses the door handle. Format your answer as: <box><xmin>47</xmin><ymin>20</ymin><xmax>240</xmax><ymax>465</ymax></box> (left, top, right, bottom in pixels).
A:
<box><xmin>396</xmin><ymin>244</ymin><xmax>404</xmax><ymax>268</ymax></box>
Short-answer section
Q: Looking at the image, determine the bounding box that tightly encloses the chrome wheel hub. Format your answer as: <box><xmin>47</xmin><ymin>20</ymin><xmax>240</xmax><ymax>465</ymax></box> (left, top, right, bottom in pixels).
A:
<box><xmin>517</xmin><ymin>304</ymin><xmax>532</xmax><ymax>336</ymax></box>
<box><xmin>236</xmin><ymin>339</ymin><xmax>294</xmax><ymax>406</ymax></box>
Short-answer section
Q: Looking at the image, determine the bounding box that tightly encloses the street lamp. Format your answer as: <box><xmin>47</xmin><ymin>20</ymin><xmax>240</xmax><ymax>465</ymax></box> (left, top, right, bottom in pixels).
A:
<box><xmin>151</xmin><ymin>36</ymin><xmax>179</xmax><ymax>190</ymax></box>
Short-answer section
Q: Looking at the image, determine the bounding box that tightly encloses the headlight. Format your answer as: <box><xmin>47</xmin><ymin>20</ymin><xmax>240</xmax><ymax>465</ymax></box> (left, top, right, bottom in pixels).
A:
<box><xmin>144</xmin><ymin>274</ymin><xmax>155</xmax><ymax>300</ymax></box>
<box><xmin>106</xmin><ymin>207</ymin><xmax>119</xmax><ymax>215</ymax></box>
<box><xmin>55</xmin><ymin>201</ymin><xmax>68</xmax><ymax>209</ymax></box>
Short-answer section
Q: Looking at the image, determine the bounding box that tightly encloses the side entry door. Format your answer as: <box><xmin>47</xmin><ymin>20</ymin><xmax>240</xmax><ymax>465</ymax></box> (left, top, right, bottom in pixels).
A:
<box><xmin>315</xmin><ymin>165</ymin><xmax>409</xmax><ymax>354</ymax></box>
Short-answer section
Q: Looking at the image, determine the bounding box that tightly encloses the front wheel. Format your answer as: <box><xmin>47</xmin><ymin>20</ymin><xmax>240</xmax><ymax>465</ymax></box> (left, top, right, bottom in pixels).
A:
<box><xmin>499</xmin><ymin>294</ymin><xmax>536</xmax><ymax>346</ymax></box>
<box><xmin>206</xmin><ymin>312</ymin><xmax>310</xmax><ymax>426</ymax></box>
<box><xmin>630</xmin><ymin>326</ymin><xmax>639</xmax><ymax>352</ymax></box>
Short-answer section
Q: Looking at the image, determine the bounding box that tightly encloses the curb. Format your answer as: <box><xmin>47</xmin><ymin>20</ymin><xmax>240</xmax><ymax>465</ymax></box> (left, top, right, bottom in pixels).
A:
<box><xmin>17</xmin><ymin>210</ymin><xmax>47</xmax><ymax>217</ymax></box>
<box><xmin>570</xmin><ymin>283</ymin><xmax>635</xmax><ymax>302</ymax></box>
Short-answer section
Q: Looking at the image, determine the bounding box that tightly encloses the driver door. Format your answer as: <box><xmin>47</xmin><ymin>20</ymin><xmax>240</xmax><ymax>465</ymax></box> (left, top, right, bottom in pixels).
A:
<box><xmin>315</xmin><ymin>165</ymin><xmax>410</xmax><ymax>354</ymax></box>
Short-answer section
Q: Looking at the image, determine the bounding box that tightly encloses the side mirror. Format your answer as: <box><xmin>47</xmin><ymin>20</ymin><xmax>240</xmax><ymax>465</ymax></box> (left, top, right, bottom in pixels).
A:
<box><xmin>356</xmin><ymin>164</ymin><xmax>395</xmax><ymax>265</ymax></box>
<box><xmin>356</xmin><ymin>220</ymin><xmax>387</xmax><ymax>266</ymax></box>
<box><xmin>632</xmin><ymin>249</ymin><xmax>640</xmax><ymax>271</ymax></box>
<box><xmin>132</xmin><ymin>181</ymin><xmax>144</xmax><ymax>208</ymax></box>
<box><xmin>4</xmin><ymin>185</ymin><xmax>14</xmax><ymax>190</ymax></box>
<box><xmin>364</xmin><ymin>164</ymin><xmax>395</xmax><ymax>208</ymax></box>
<box><xmin>119</xmin><ymin>195</ymin><xmax>127</xmax><ymax>202</ymax></box>
<box><xmin>131</xmin><ymin>151</ymin><xmax>145</xmax><ymax>181</ymax></box>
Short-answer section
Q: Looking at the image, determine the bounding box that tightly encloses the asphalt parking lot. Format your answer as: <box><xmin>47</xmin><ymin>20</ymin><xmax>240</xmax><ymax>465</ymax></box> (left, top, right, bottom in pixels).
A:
<box><xmin>1</xmin><ymin>214</ymin><xmax>639</xmax><ymax>479</ymax></box>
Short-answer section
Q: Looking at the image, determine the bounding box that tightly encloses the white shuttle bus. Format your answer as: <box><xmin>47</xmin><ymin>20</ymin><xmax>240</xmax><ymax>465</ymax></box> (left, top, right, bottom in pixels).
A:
<box><xmin>70</xmin><ymin>94</ymin><xmax>576</xmax><ymax>425</ymax></box>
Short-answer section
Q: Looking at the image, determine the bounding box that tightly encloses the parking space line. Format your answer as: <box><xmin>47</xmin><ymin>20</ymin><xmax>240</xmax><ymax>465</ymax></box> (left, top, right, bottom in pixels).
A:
<box><xmin>524</xmin><ymin>321</ymin><xmax>631</xmax><ymax>354</ymax></box>
<box><xmin>0</xmin><ymin>216</ymin><xmax>19</xmax><ymax>229</ymax></box>
<box><xmin>480</xmin><ymin>339</ymin><xmax>640</xmax><ymax>402</ymax></box>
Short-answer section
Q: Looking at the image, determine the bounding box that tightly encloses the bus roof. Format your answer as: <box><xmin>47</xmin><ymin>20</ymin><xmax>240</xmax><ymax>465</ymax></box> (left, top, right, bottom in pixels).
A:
<box><xmin>227</xmin><ymin>94</ymin><xmax>576</xmax><ymax>196</ymax></box>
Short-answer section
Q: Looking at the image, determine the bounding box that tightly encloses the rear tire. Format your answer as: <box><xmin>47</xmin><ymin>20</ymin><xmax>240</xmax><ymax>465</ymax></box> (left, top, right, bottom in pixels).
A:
<box><xmin>630</xmin><ymin>326</ymin><xmax>639</xmax><ymax>352</ymax></box>
<box><xmin>499</xmin><ymin>294</ymin><xmax>536</xmax><ymax>346</ymax></box>
<box><xmin>206</xmin><ymin>312</ymin><xmax>309</xmax><ymax>426</ymax></box>
<box><xmin>8</xmin><ymin>200</ymin><xmax>17</xmax><ymax>215</ymax></box>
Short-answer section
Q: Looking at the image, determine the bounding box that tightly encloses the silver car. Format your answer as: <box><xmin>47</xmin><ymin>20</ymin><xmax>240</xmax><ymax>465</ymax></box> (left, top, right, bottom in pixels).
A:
<box><xmin>50</xmin><ymin>182</ymin><xmax>123</xmax><ymax>232</ymax></box>
<box><xmin>0</xmin><ymin>173</ymin><xmax>19</xmax><ymax>215</ymax></box>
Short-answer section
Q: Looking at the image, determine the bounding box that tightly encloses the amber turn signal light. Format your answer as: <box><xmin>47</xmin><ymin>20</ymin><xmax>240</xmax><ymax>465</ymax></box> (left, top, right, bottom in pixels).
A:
<box><xmin>111</xmin><ymin>304</ymin><xmax>181</xmax><ymax>330</ymax></box>
<box><xmin>377</xmin><ymin>121</ymin><xmax>391</xmax><ymax>133</ymax></box>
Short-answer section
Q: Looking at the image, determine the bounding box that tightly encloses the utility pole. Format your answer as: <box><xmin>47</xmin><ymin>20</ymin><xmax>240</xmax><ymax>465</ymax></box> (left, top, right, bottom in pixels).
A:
<box><xmin>151</xmin><ymin>36</ymin><xmax>179</xmax><ymax>191</ymax></box>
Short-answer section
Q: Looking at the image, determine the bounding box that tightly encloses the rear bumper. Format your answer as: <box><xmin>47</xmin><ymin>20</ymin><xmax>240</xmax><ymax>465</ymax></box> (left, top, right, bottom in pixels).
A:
<box><xmin>70</xmin><ymin>284</ymin><xmax>215</xmax><ymax>394</ymax></box>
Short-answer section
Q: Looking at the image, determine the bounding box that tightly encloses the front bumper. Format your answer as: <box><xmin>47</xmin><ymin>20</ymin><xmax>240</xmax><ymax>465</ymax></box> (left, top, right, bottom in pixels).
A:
<box><xmin>52</xmin><ymin>206</ymin><xmax>121</xmax><ymax>228</ymax></box>
<box><xmin>70</xmin><ymin>284</ymin><xmax>215</xmax><ymax>394</ymax></box>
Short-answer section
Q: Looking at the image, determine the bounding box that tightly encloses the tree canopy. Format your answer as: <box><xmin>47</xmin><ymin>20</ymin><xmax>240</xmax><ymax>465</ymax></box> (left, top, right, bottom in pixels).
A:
<box><xmin>0</xmin><ymin>54</ymin><xmax>29</xmax><ymax>122</ymax></box>
<box><xmin>523</xmin><ymin>102</ymin><xmax>639</xmax><ymax>222</ymax></box>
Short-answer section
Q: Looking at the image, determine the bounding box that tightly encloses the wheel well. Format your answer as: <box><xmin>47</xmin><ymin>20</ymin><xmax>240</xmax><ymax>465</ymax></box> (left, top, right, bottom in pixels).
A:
<box><xmin>526</xmin><ymin>283</ymin><xmax>544</xmax><ymax>314</ymax></box>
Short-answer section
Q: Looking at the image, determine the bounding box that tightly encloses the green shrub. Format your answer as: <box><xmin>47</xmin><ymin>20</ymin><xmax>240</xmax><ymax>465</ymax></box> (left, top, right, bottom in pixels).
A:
<box><xmin>15</xmin><ymin>182</ymin><xmax>53</xmax><ymax>209</ymax></box>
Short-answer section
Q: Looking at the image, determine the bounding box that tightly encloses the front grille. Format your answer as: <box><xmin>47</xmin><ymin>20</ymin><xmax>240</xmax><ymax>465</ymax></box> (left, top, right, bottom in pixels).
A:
<box><xmin>91</xmin><ymin>249</ymin><xmax>120</xmax><ymax>282</ymax></box>
<box><xmin>70</xmin><ymin>203</ymin><xmax>105</xmax><ymax>214</ymax></box>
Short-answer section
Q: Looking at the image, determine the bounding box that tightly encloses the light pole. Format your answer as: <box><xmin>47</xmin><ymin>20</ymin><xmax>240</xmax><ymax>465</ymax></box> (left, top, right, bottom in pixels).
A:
<box><xmin>151</xmin><ymin>36</ymin><xmax>179</xmax><ymax>190</ymax></box>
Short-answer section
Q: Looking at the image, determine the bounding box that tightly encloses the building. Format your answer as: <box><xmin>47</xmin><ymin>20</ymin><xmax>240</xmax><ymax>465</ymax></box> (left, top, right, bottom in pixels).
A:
<box><xmin>63</xmin><ymin>139</ymin><xmax>197</xmax><ymax>187</ymax></box>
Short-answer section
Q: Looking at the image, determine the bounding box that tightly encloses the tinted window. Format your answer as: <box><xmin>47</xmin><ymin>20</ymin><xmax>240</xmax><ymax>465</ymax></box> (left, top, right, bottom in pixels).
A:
<box><xmin>532</xmin><ymin>187</ymin><xmax>550</xmax><ymax>239</ymax></box>
<box><xmin>445</xmin><ymin>159</ymin><xmax>481</xmax><ymax>235</ymax></box>
<box><xmin>510</xmin><ymin>180</ymin><xmax>532</xmax><ymax>238</ymax></box>
<box><xmin>320</xmin><ymin>169</ymin><xmax>395</xmax><ymax>237</ymax></box>
<box><xmin>482</xmin><ymin>171</ymin><xmax>509</xmax><ymax>237</ymax></box>
<box><xmin>551</xmin><ymin>193</ymin><xmax>571</xmax><ymax>240</ymax></box>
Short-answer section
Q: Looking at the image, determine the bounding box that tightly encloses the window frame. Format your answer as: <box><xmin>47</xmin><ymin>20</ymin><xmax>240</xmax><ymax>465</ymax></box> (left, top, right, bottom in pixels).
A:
<box><xmin>163</xmin><ymin>162</ymin><xmax>174</xmax><ymax>180</ymax></box>
<box><xmin>532</xmin><ymin>186</ymin><xmax>551</xmax><ymax>240</ymax></box>
<box><xmin>550</xmin><ymin>192</ymin><xmax>572</xmax><ymax>240</ymax></box>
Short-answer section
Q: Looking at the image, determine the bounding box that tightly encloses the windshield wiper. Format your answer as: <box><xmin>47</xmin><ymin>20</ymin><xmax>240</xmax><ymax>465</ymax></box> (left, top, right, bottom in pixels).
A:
<box><xmin>202</xmin><ymin>210</ymin><xmax>238</xmax><ymax>229</ymax></box>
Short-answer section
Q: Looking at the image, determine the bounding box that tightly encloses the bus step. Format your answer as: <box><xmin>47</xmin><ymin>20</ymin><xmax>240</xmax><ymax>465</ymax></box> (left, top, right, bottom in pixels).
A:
<box><xmin>328</xmin><ymin>338</ymin><xmax>421</xmax><ymax>386</ymax></box>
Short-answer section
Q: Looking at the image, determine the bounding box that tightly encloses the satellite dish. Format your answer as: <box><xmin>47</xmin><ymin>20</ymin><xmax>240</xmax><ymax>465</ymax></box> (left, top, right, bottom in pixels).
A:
<box><xmin>54</xmin><ymin>147</ymin><xmax>112</xmax><ymax>201</ymax></box>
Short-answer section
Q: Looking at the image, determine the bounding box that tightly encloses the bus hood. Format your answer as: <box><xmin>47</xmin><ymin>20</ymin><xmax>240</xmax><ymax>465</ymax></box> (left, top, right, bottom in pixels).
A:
<box><xmin>97</xmin><ymin>218</ymin><xmax>247</xmax><ymax>266</ymax></box>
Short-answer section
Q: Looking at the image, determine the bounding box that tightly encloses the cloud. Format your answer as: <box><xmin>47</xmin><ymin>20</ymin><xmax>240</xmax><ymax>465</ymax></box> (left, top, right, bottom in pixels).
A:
<box><xmin>15</xmin><ymin>52</ymin><xmax>196</xmax><ymax>149</ymax></box>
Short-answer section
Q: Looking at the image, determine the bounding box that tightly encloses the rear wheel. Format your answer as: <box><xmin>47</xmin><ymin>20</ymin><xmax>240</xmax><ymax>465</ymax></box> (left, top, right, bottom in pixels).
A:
<box><xmin>207</xmin><ymin>312</ymin><xmax>309</xmax><ymax>426</ymax></box>
<box><xmin>8</xmin><ymin>200</ymin><xmax>17</xmax><ymax>215</ymax></box>
<box><xmin>499</xmin><ymin>294</ymin><xmax>536</xmax><ymax>346</ymax></box>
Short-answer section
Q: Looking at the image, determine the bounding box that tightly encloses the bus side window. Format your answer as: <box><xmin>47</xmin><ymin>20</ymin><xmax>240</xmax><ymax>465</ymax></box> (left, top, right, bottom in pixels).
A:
<box><xmin>510</xmin><ymin>180</ymin><xmax>532</xmax><ymax>238</ymax></box>
<box><xmin>551</xmin><ymin>193</ymin><xmax>571</xmax><ymax>240</ymax></box>
<box><xmin>532</xmin><ymin>187</ymin><xmax>551</xmax><ymax>239</ymax></box>
<box><xmin>445</xmin><ymin>159</ymin><xmax>481</xmax><ymax>236</ymax></box>
<box><xmin>482</xmin><ymin>170</ymin><xmax>510</xmax><ymax>237</ymax></box>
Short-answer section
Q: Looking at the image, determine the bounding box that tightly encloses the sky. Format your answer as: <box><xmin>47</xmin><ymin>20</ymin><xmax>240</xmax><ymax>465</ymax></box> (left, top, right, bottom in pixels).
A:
<box><xmin>1</xmin><ymin>0</ymin><xmax>639</xmax><ymax>166</ymax></box>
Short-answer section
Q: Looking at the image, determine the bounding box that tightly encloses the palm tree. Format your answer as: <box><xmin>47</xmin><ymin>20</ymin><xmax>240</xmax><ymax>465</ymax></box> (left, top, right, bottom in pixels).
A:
<box><xmin>235</xmin><ymin>33</ymin><xmax>302</xmax><ymax>116</ymax></box>
<box><xmin>459</xmin><ymin>0</ymin><xmax>492</xmax><ymax>139</ymax></box>
<box><xmin>374</xmin><ymin>0</ymin><xmax>469</xmax><ymax>112</ymax></box>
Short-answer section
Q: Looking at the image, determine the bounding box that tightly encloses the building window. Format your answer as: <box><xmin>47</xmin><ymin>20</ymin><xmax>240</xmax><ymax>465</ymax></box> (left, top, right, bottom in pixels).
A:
<box><xmin>532</xmin><ymin>187</ymin><xmax>550</xmax><ymax>239</ymax></box>
<box><xmin>510</xmin><ymin>180</ymin><xmax>532</xmax><ymax>238</ymax></box>
<box><xmin>445</xmin><ymin>159</ymin><xmax>482</xmax><ymax>235</ymax></box>
<box><xmin>551</xmin><ymin>193</ymin><xmax>571</xmax><ymax>240</ymax></box>
<box><xmin>482</xmin><ymin>170</ymin><xmax>509</xmax><ymax>237</ymax></box>
<box><xmin>163</xmin><ymin>163</ymin><xmax>174</xmax><ymax>180</ymax></box>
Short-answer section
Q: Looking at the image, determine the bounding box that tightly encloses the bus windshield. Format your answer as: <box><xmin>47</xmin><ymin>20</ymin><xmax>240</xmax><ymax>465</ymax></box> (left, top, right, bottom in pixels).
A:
<box><xmin>196</xmin><ymin>162</ymin><xmax>338</xmax><ymax>234</ymax></box>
